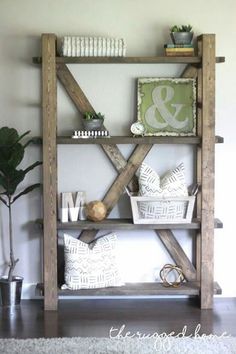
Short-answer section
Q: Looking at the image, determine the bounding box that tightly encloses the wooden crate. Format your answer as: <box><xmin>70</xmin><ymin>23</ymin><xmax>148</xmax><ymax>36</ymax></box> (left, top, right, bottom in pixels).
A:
<box><xmin>130</xmin><ymin>196</ymin><xmax>195</xmax><ymax>224</ymax></box>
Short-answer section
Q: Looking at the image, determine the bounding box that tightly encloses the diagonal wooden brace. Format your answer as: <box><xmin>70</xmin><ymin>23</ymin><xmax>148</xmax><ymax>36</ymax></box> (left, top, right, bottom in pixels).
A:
<box><xmin>153</xmin><ymin>63</ymin><xmax>198</xmax><ymax>282</ymax></box>
<box><xmin>56</xmin><ymin>63</ymin><xmax>145</xmax><ymax>242</ymax></box>
<box><xmin>103</xmin><ymin>144</ymin><xmax>153</xmax><ymax>212</ymax></box>
<box><xmin>57</xmin><ymin>63</ymin><xmax>199</xmax><ymax>252</ymax></box>
<box><xmin>181</xmin><ymin>64</ymin><xmax>198</xmax><ymax>79</ymax></box>
<box><xmin>77</xmin><ymin>146</ymin><xmax>149</xmax><ymax>242</ymax></box>
<box><xmin>56</xmin><ymin>63</ymin><xmax>138</xmax><ymax>191</ymax></box>
<box><xmin>80</xmin><ymin>144</ymin><xmax>153</xmax><ymax>242</ymax></box>
<box><xmin>155</xmin><ymin>230</ymin><xmax>197</xmax><ymax>281</ymax></box>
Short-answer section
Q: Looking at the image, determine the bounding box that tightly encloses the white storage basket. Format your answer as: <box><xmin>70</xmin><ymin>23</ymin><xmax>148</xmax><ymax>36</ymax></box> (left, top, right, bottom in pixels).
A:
<box><xmin>130</xmin><ymin>196</ymin><xmax>195</xmax><ymax>224</ymax></box>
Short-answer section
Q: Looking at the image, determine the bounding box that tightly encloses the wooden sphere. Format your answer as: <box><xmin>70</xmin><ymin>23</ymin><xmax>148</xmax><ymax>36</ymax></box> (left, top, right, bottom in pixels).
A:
<box><xmin>86</xmin><ymin>201</ymin><xmax>107</xmax><ymax>222</ymax></box>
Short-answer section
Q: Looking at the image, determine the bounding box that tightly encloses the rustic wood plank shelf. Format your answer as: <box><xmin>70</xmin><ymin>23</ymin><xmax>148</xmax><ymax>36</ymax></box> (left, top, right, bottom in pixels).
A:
<box><xmin>56</xmin><ymin>218</ymin><xmax>223</xmax><ymax>230</ymax></box>
<box><xmin>37</xmin><ymin>281</ymin><xmax>222</xmax><ymax>296</ymax></box>
<box><xmin>57</xmin><ymin>135</ymin><xmax>224</xmax><ymax>145</ymax></box>
<box><xmin>33</xmin><ymin>56</ymin><xmax>225</xmax><ymax>65</ymax></box>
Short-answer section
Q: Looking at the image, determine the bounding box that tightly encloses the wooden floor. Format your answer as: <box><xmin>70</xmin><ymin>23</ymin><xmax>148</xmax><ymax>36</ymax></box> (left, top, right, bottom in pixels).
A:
<box><xmin>0</xmin><ymin>298</ymin><xmax>236</xmax><ymax>339</ymax></box>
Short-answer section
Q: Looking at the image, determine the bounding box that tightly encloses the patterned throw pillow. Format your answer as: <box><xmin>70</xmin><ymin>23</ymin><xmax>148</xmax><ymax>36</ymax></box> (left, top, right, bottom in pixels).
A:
<box><xmin>138</xmin><ymin>162</ymin><xmax>188</xmax><ymax>197</ymax></box>
<box><xmin>61</xmin><ymin>233</ymin><xmax>124</xmax><ymax>290</ymax></box>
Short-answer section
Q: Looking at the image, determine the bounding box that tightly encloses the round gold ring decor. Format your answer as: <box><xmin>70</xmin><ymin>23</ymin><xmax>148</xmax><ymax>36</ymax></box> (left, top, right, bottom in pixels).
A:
<box><xmin>159</xmin><ymin>264</ymin><xmax>185</xmax><ymax>288</ymax></box>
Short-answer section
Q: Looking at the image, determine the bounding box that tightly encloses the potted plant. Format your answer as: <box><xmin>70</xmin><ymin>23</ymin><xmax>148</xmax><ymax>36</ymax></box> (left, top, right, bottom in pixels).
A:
<box><xmin>0</xmin><ymin>127</ymin><xmax>41</xmax><ymax>306</ymax></box>
<box><xmin>170</xmin><ymin>25</ymin><xmax>193</xmax><ymax>45</ymax></box>
<box><xmin>83</xmin><ymin>112</ymin><xmax>104</xmax><ymax>131</ymax></box>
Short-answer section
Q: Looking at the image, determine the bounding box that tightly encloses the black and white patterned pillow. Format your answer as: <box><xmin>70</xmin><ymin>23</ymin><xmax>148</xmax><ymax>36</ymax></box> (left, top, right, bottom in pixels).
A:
<box><xmin>61</xmin><ymin>233</ymin><xmax>124</xmax><ymax>290</ymax></box>
<box><xmin>139</xmin><ymin>162</ymin><xmax>188</xmax><ymax>197</ymax></box>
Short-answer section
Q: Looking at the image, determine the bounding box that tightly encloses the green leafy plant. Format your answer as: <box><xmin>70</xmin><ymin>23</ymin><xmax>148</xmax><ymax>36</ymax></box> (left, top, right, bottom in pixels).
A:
<box><xmin>84</xmin><ymin>112</ymin><xmax>105</xmax><ymax>120</ymax></box>
<box><xmin>170</xmin><ymin>25</ymin><xmax>193</xmax><ymax>32</ymax></box>
<box><xmin>0</xmin><ymin>127</ymin><xmax>42</xmax><ymax>282</ymax></box>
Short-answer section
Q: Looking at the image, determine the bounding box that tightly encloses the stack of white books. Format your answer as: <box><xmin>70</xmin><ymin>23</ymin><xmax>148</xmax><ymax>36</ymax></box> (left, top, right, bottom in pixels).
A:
<box><xmin>61</xmin><ymin>36</ymin><xmax>126</xmax><ymax>57</ymax></box>
<box><xmin>72</xmin><ymin>130</ymin><xmax>110</xmax><ymax>138</ymax></box>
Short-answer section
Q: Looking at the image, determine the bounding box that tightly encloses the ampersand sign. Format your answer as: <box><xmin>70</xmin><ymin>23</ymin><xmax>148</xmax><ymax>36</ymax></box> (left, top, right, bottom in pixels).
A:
<box><xmin>138</xmin><ymin>78</ymin><xmax>196</xmax><ymax>136</ymax></box>
<box><xmin>145</xmin><ymin>85</ymin><xmax>189</xmax><ymax>129</ymax></box>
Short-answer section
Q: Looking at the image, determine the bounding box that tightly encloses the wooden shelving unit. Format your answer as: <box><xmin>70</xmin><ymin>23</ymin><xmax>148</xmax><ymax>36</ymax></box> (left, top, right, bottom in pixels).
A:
<box><xmin>37</xmin><ymin>33</ymin><xmax>224</xmax><ymax>310</ymax></box>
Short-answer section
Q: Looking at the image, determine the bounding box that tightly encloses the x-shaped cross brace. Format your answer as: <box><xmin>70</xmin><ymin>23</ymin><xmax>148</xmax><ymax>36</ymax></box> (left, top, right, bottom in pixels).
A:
<box><xmin>57</xmin><ymin>63</ymin><xmax>197</xmax><ymax>281</ymax></box>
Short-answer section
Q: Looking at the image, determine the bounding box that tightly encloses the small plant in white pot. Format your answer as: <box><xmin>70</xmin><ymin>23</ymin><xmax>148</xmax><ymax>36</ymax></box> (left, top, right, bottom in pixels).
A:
<box><xmin>170</xmin><ymin>25</ymin><xmax>193</xmax><ymax>45</ymax></box>
<box><xmin>0</xmin><ymin>127</ymin><xmax>41</xmax><ymax>306</ymax></box>
<box><xmin>83</xmin><ymin>112</ymin><xmax>105</xmax><ymax>131</ymax></box>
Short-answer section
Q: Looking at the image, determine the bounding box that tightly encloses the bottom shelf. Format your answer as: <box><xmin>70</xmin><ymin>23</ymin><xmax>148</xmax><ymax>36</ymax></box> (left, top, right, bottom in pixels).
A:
<box><xmin>37</xmin><ymin>282</ymin><xmax>222</xmax><ymax>296</ymax></box>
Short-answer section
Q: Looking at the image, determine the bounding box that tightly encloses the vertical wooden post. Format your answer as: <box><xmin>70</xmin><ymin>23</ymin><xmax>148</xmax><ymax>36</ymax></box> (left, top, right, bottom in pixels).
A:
<box><xmin>196</xmin><ymin>39</ymin><xmax>203</xmax><ymax>282</ymax></box>
<box><xmin>199</xmin><ymin>34</ymin><xmax>215</xmax><ymax>309</ymax></box>
<box><xmin>42</xmin><ymin>34</ymin><xmax>58</xmax><ymax>310</ymax></box>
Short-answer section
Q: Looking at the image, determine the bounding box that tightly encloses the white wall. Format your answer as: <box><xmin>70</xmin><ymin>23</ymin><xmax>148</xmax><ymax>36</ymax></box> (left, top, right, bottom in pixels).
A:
<box><xmin>0</xmin><ymin>0</ymin><xmax>236</xmax><ymax>297</ymax></box>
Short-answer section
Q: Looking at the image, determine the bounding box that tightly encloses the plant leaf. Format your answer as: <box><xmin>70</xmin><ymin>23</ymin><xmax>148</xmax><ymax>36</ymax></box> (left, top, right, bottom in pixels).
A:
<box><xmin>7</xmin><ymin>169</ymin><xmax>26</xmax><ymax>195</ymax></box>
<box><xmin>23</xmin><ymin>137</ymin><xmax>42</xmax><ymax>148</ymax></box>
<box><xmin>12</xmin><ymin>183</ymin><xmax>41</xmax><ymax>203</ymax></box>
<box><xmin>0</xmin><ymin>196</ymin><xmax>8</xmax><ymax>206</ymax></box>
<box><xmin>0</xmin><ymin>128</ymin><xmax>24</xmax><ymax>167</ymax></box>
<box><xmin>23</xmin><ymin>161</ymin><xmax>42</xmax><ymax>175</ymax></box>
<box><xmin>0</xmin><ymin>173</ymin><xmax>8</xmax><ymax>190</ymax></box>
<box><xmin>13</xmin><ymin>130</ymin><xmax>30</xmax><ymax>145</ymax></box>
<box><xmin>2</xmin><ymin>143</ymin><xmax>25</xmax><ymax>168</ymax></box>
<box><xmin>0</xmin><ymin>127</ymin><xmax>42</xmax><ymax>199</ymax></box>
<box><xmin>0</xmin><ymin>127</ymin><xmax>19</xmax><ymax>146</ymax></box>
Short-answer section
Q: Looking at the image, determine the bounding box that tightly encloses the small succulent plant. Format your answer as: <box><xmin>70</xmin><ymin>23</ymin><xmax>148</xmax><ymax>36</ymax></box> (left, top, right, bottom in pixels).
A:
<box><xmin>84</xmin><ymin>112</ymin><xmax>104</xmax><ymax>121</ymax></box>
<box><xmin>170</xmin><ymin>25</ymin><xmax>193</xmax><ymax>33</ymax></box>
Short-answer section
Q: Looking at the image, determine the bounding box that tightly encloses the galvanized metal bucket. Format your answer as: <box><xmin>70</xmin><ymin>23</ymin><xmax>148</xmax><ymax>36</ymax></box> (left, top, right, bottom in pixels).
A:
<box><xmin>83</xmin><ymin>118</ymin><xmax>104</xmax><ymax>131</ymax></box>
<box><xmin>0</xmin><ymin>276</ymin><xmax>23</xmax><ymax>307</ymax></box>
<box><xmin>170</xmin><ymin>32</ymin><xmax>193</xmax><ymax>45</ymax></box>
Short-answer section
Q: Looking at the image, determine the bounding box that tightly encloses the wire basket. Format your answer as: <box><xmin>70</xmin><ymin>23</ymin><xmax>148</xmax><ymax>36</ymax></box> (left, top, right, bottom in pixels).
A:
<box><xmin>130</xmin><ymin>196</ymin><xmax>195</xmax><ymax>224</ymax></box>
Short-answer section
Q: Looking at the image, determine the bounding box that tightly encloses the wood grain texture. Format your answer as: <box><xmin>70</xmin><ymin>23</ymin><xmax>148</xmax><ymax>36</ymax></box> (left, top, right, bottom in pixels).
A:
<box><xmin>33</xmin><ymin>56</ymin><xmax>225</xmax><ymax>65</ymax></box>
<box><xmin>56</xmin><ymin>56</ymin><xmax>202</xmax><ymax>64</ymax></box>
<box><xmin>58</xmin><ymin>282</ymin><xmax>222</xmax><ymax>296</ymax></box>
<box><xmin>59</xmin><ymin>282</ymin><xmax>201</xmax><ymax>296</ymax></box>
<box><xmin>56</xmin><ymin>218</ymin><xmax>223</xmax><ymax>231</ymax></box>
<box><xmin>56</xmin><ymin>63</ymin><xmax>96</xmax><ymax>114</ymax></box>
<box><xmin>42</xmin><ymin>34</ymin><xmax>58</xmax><ymax>311</ymax></box>
<box><xmin>28</xmin><ymin>135</ymin><xmax>224</xmax><ymax>145</ymax></box>
<box><xmin>199</xmin><ymin>34</ymin><xmax>216</xmax><ymax>309</ymax></box>
<box><xmin>103</xmin><ymin>144</ymin><xmax>152</xmax><ymax>212</ymax></box>
<box><xmin>181</xmin><ymin>64</ymin><xmax>198</xmax><ymax>78</ymax></box>
<box><xmin>37</xmin><ymin>281</ymin><xmax>221</xmax><ymax>296</ymax></box>
<box><xmin>57</xmin><ymin>136</ymin><xmax>202</xmax><ymax>144</ymax></box>
<box><xmin>196</xmin><ymin>60</ymin><xmax>203</xmax><ymax>282</ymax></box>
<box><xmin>154</xmin><ymin>63</ymin><xmax>198</xmax><ymax>284</ymax></box>
<box><xmin>156</xmin><ymin>230</ymin><xmax>197</xmax><ymax>281</ymax></box>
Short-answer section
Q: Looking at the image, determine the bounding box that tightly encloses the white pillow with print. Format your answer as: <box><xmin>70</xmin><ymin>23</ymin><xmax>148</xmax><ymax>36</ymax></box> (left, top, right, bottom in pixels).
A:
<box><xmin>138</xmin><ymin>162</ymin><xmax>188</xmax><ymax>197</ymax></box>
<box><xmin>62</xmin><ymin>233</ymin><xmax>124</xmax><ymax>290</ymax></box>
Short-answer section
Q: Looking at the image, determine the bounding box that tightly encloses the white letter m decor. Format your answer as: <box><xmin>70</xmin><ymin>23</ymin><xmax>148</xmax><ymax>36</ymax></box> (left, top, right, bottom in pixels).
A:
<box><xmin>60</xmin><ymin>191</ymin><xmax>86</xmax><ymax>222</ymax></box>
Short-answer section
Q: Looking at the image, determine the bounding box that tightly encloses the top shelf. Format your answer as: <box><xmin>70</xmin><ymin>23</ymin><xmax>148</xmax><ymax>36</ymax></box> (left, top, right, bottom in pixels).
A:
<box><xmin>32</xmin><ymin>56</ymin><xmax>225</xmax><ymax>65</ymax></box>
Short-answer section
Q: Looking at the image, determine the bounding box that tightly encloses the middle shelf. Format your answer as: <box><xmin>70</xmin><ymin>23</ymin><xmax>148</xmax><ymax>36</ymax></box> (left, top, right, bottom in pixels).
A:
<box><xmin>57</xmin><ymin>135</ymin><xmax>224</xmax><ymax>145</ymax></box>
<box><xmin>56</xmin><ymin>218</ymin><xmax>223</xmax><ymax>230</ymax></box>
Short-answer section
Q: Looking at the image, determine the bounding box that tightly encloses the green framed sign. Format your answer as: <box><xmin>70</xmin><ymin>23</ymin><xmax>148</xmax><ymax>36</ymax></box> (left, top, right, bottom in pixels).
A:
<box><xmin>137</xmin><ymin>78</ymin><xmax>196</xmax><ymax>136</ymax></box>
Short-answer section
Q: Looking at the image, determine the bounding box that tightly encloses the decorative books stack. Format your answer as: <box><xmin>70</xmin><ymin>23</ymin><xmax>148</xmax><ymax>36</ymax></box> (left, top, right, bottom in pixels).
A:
<box><xmin>72</xmin><ymin>130</ymin><xmax>110</xmax><ymax>139</ymax></box>
<box><xmin>164</xmin><ymin>44</ymin><xmax>194</xmax><ymax>57</ymax></box>
<box><xmin>61</xmin><ymin>36</ymin><xmax>126</xmax><ymax>57</ymax></box>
